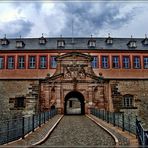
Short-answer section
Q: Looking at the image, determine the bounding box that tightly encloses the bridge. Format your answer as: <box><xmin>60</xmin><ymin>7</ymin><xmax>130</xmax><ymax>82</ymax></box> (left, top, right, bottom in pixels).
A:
<box><xmin>1</xmin><ymin>108</ymin><xmax>147</xmax><ymax>147</ymax></box>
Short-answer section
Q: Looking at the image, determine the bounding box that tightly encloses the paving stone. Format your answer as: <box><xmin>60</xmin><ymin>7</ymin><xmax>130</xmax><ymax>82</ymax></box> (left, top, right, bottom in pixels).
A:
<box><xmin>41</xmin><ymin>116</ymin><xmax>115</xmax><ymax>147</ymax></box>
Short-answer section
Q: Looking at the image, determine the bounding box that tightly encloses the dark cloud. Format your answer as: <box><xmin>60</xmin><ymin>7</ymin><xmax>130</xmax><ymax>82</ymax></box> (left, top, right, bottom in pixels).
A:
<box><xmin>59</xmin><ymin>2</ymin><xmax>137</xmax><ymax>37</ymax></box>
<box><xmin>0</xmin><ymin>19</ymin><xmax>34</xmax><ymax>38</ymax></box>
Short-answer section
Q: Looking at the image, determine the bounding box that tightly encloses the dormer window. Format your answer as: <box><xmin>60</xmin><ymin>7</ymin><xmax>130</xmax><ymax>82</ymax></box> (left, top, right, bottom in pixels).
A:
<box><xmin>88</xmin><ymin>40</ymin><xmax>96</xmax><ymax>48</ymax></box>
<box><xmin>105</xmin><ymin>34</ymin><xmax>113</xmax><ymax>45</ymax></box>
<box><xmin>1</xmin><ymin>35</ymin><xmax>9</xmax><ymax>46</ymax></box>
<box><xmin>127</xmin><ymin>36</ymin><xmax>137</xmax><ymax>48</ymax></box>
<box><xmin>57</xmin><ymin>40</ymin><xmax>65</xmax><ymax>48</ymax></box>
<box><xmin>16</xmin><ymin>41</ymin><xmax>25</xmax><ymax>48</ymax></box>
<box><xmin>142</xmin><ymin>34</ymin><xmax>148</xmax><ymax>45</ymax></box>
<box><xmin>39</xmin><ymin>34</ymin><xmax>46</xmax><ymax>45</ymax></box>
<box><xmin>1</xmin><ymin>39</ymin><xmax>9</xmax><ymax>45</ymax></box>
<box><xmin>129</xmin><ymin>41</ymin><xmax>136</xmax><ymax>48</ymax></box>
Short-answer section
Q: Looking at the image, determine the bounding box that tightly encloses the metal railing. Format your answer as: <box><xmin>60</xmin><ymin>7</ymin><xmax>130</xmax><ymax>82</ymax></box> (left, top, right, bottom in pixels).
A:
<box><xmin>0</xmin><ymin>109</ymin><xmax>57</xmax><ymax>145</ymax></box>
<box><xmin>90</xmin><ymin>108</ymin><xmax>136</xmax><ymax>134</ymax></box>
<box><xmin>136</xmin><ymin>117</ymin><xmax>148</xmax><ymax>147</ymax></box>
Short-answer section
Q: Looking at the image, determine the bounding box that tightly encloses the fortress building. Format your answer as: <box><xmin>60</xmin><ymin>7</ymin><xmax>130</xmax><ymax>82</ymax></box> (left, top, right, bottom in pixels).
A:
<box><xmin>0</xmin><ymin>35</ymin><xmax>148</xmax><ymax>123</ymax></box>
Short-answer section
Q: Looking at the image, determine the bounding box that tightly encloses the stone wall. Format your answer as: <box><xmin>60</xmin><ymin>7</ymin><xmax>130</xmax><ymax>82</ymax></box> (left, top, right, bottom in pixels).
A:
<box><xmin>110</xmin><ymin>80</ymin><xmax>148</xmax><ymax>128</ymax></box>
<box><xmin>0</xmin><ymin>80</ymin><xmax>39</xmax><ymax>120</ymax></box>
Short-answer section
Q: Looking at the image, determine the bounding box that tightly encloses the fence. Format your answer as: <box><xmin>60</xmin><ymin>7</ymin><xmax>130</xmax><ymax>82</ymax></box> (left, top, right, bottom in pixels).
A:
<box><xmin>136</xmin><ymin>117</ymin><xmax>148</xmax><ymax>147</ymax></box>
<box><xmin>90</xmin><ymin>108</ymin><xmax>136</xmax><ymax>135</ymax></box>
<box><xmin>0</xmin><ymin>109</ymin><xmax>57</xmax><ymax>145</ymax></box>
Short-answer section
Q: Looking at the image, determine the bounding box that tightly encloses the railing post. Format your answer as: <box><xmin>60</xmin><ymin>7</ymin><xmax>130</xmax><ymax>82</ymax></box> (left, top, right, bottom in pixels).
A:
<box><xmin>128</xmin><ymin>115</ymin><xmax>131</xmax><ymax>134</ymax></box>
<box><xmin>122</xmin><ymin>113</ymin><xmax>125</xmax><ymax>131</ymax></box>
<box><xmin>7</xmin><ymin>120</ymin><xmax>9</xmax><ymax>143</ymax></box>
<box><xmin>98</xmin><ymin>109</ymin><xmax>100</xmax><ymax>118</ymax></box>
<box><xmin>39</xmin><ymin>113</ymin><xmax>41</xmax><ymax>127</ymax></box>
<box><xmin>32</xmin><ymin>115</ymin><xmax>34</xmax><ymax>132</ymax></box>
<box><xmin>44</xmin><ymin>112</ymin><xmax>46</xmax><ymax>124</ymax></box>
<box><xmin>142</xmin><ymin>128</ymin><xmax>145</xmax><ymax>146</ymax></box>
<box><xmin>107</xmin><ymin>111</ymin><xmax>109</xmax><ymax>123</ymax></box>
<box><xmin>113</xmin><ymin>112</ymin><xmax>115</xmax><ymax>126</ymax></box>
<box><xmin>49</xmin><ymin>110</ymin><xmax>51</xmax><ymax>119</ymax></box>
<box><xmin>22</xmin><ymin>117</ymin><xmax>25</xmax><ymax>139</ymax></box>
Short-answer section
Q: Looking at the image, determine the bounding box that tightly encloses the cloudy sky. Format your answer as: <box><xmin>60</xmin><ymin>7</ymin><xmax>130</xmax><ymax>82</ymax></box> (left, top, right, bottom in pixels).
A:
<box><xmin>0</xmin><ymin>1</ymin><xmax>148</xmax><ymax>38</ymax></box>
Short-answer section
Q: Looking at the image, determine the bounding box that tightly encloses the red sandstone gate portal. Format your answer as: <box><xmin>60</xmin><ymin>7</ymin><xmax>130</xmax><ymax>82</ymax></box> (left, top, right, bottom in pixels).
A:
<box><xmin>40</xmin><ymin>52</ymin><xmax>107</xmax><ymax>114</ymax></box>
<box><xmin>64</xmin><ymin>91</ymin><xmax>85</xmax><ymax>115</ymax></box>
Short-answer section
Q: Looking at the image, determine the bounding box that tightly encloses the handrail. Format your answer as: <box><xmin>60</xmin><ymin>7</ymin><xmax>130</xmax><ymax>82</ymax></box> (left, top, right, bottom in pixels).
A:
<box><xmin>0</xmin><ymin>109</ymin><xmax>58</xmax><ymax>145</ymax></box>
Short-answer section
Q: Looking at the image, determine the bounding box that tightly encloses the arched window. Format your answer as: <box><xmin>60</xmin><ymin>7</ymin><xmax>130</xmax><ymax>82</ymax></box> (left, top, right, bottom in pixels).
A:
<box><xmin>123</xmin><ymin>94</ymin><xmax>133</xmax><ymax>108</ymax></box>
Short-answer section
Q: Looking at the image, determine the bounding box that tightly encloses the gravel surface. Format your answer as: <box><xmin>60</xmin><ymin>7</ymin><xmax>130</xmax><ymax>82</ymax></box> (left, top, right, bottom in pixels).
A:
<box><xmin>41</xmin><ymin>115</ymin><xmax>115</xmax><ymax>147</ymax></box>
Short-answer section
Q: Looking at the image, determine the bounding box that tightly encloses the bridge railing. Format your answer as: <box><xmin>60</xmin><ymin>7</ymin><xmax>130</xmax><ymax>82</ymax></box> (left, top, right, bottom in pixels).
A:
<box><xmin>90</xmin><ymin>108</ymin><xmax>136</xmax><ymax>135</ymax></box>
<box><xmin>136</xmin><ymin>117</ymin><xmax>148</xmax><ymax>146</ymax></box>
<box><xmin>0</xmin><ymin>108</ymin><xmax>57</xmax><ymax>145</ymax></box>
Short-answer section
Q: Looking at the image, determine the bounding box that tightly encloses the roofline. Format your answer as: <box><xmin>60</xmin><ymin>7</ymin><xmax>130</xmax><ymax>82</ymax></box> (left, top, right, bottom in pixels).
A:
<box><xmin>0</xmin><ymin>36</ymin><xmax>147</xmax><ymax>40</ymax></box>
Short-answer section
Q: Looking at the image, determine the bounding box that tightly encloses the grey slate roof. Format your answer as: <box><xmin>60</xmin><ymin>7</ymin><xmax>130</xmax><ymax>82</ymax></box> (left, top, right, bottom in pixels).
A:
<box><xmin>0</xmin><ymin>37</ymin><xmax>148</xmax><ymax>51</ymax></box>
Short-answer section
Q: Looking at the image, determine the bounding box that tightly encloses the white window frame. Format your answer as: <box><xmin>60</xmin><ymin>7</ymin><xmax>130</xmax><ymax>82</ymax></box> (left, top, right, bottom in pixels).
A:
<box><xmin>123</xmin><ymin>56</ymin><xmax>130</xmax><ymax>69</ymax></box>
<box><xmin>89</xmin><ymin>41</ymin><xmax>96</xmax><ymax>47</ymax></box>
<box><xmin>40</xmin><ymin>56</ymin><xmax>47</xmax><ymax>69</ymax></box>
<box><xmin>16</xmin><ymin>41</ymin><xmax>23</xmax><ymax>48</ymax></box>
<box><xmin>0</xmin><ymin>57</ymin><xmax>4</xmax><ymax>69</ymax></box>
<box><xmin>58</xmin><ymin>41</ymin><xmax>64</xmax><ymax>47</ymax></box>
<box><xmin>102</xmin><ymin>56</ymin><xmax>109</xmax><ymax>68</ymax></box>
<box><xmin>133</xmin><ymin>56</ymin><xmax>140</xmax><ymax>69</ymax></box>
<box><xmin>8</xmin><ymin>56</ymin><xmax>14</xmax><ymax>69</ymax></box>
<box><xmin>91</xmin><ymin>56</ymin><xmax>98</xmax><ymax>68</ymax></box>
<box><xmin>18</xmin><ymin>56</ymin><xmax>25</xmax><ymax>69</ymax></box>
<box><xmin>51</xmin><ymin>56</ymin><xmax>57</xmax><ymax>68</ymax></box>
<box><xmin>112</xmin><ymin>56</ymin><xmax>119</xmax><ymax>68</ymax></box>
<box><xmin>29</xmin><ymin>56</ymin><xmax>36</xmax><ymax>69</ymax></box>
<box><xmin>144</xmin><ymin>57</ymin><xmax>148</xmax><ymax>69</ymax></box>
<box><xmin>123</xmin><ymin>95</ymin><xmax>133</xmax><ymax>108</ymax></box>
<box><xmin>130</xmin><ymin>41</ymin><xmax>136</xmax><ymax>47</ymax></box>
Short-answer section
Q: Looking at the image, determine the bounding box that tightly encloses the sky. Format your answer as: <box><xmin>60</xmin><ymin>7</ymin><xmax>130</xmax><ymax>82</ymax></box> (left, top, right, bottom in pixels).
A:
<box><xmin>0</xmin><ymin>0</ymin><xmax>148</xmax><ymax>38</ymax></box>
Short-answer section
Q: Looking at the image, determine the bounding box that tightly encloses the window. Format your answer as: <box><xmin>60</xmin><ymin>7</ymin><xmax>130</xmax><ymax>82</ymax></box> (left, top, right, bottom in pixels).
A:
<box><xmin>127</xmin><ymin>41</ymin><xmax>137</xmax><ymax>48</ymax></box>
<box><xmin>106</xmin><ymin>39</ymin><xmax>113</xmax><ymax>44</ymax></box>
<box><xmin>0</xmin><ymin>57</ymin><xmax>4</xmax><ymax>69</ymax></box>
<box><xmin>91</xmin><ymin>56</ymin><xmax>98</xmax><ymax>68</ymax></box>
<box><xmin>130</xmin><ymin>41</ymin><xmax>136</xmax><ymax>48</ymax></box>
<box><xmin>39</xmin><ymin>56</ymin><xmax>47</xmax><ymax>69</ymax></box>
<box><xmin>112</xmin><ymin>56</ymin><xmax>120</xmax><ymax>68</ymax></box>
<box><xmin>88</xmin><ymin>40</ymin><xmax>96</xmax><ymax>48</ymax></box>
<box><xmin>7</xmin><ymin>56</ymin><xmax>15</xmax><ymax>69</ymax></box>
<box><xmin>14</xmin><ymin>97</ymin><xmax>25</xmax><ymax>108</ymax></box>
<box><xmin>16</xmin><ymin>41</ymin><xmax>25</xmax><ymax>48</ymax></box>
<box><xmin>39</xmin><ymin>38</ymin><xmax>46</xmax><ymax>44</ymax></box>
<box><xmin>133</xmin><ymin>56</ymin><xmax>141</xmax><ymax>69</ymax></box>
<box><xmin>28</xmin><ymin>56</ymin><xmax>36</xmax><ymax>69</ymax></box>
<box><xmin>123</xmin><ymin>95</ymin><xmax>133</xmax><ymax>108</ymax></box>
<box><xmin>122</xmin><ymin>56</ymin><xmax>130</xmax><ymax>69</ymax></box>
<box><xmin>101</xmin><ymin>56</ymin><xmax>109</xmax><ymax>69</ymax></box>
<box><xmin>57</xmin><ymin>40</ymin><xmax>65</xmax><ymax>48</ymax></box>
<box><xmin>18</xmin><ymin>56</ymin><xmax>25</xmax><ymax>69</ymax></box>
<box><xmin>142</xmin><ymin>38</ymin><xmax>148</xmax><ymax>45</ymax></box>
<box><xmin>143</xmin><ymin>57</ymin><xmax>148</xmax><ymax>69</ymax></box>
<box><xmin>50</xmin><ymin>56</ymin><xmax>57</xmax><ymax>68</ymax></box>
<box><xmin>106</xmin><ymin>37</ymin><xmax>113</xmax><ymax>44</ymax></box>
<box><xmin>1</xmin><ymin>39</ymin><xmax>9</xmax><ymax>45</ymax></box>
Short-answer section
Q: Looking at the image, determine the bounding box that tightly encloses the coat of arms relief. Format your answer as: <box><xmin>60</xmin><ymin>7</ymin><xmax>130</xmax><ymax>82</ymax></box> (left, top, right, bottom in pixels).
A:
<box><xmin>63</xmin><ymin>62</ymin><xmax>86</xmax><ymax>80</ymax></box>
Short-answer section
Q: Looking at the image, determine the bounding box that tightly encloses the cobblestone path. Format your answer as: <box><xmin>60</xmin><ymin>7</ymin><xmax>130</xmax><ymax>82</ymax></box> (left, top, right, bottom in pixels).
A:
<box><xmin>41</xmin><ymin>116</ymin><xmax>115</xmax><ymax>147</ymax></box>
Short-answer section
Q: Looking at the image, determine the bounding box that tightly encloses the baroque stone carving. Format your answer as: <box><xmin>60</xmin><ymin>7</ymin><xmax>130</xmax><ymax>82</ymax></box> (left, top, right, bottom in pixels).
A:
<box><xmin>64</xmin><ymin>64</ymin><xmax>86</xmax><ymax>79</ymax></box>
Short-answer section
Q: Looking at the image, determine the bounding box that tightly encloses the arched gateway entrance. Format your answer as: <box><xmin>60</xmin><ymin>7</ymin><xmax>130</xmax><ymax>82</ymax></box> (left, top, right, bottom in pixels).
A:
<box><xmin>64</xmin><ymin>91</ymin><xmax>85</xmax><ymax>115</ymax></box>
<box><xmin>40</xmin><ymin>52</ymin><xmax>106</xmax><ymax>114</ymax></box>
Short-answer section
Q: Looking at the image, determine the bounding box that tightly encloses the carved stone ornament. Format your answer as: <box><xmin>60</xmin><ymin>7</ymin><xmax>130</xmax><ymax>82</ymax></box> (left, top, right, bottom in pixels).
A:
<box><xmin>64</xmin><ymin>64</ymin><xmax>86</xmax><ymax>79</ymax></box>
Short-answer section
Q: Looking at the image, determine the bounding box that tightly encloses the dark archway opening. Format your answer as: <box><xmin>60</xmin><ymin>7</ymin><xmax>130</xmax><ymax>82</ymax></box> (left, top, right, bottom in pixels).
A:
<box><xmin>64</xmin><ymin>91</ymin><xmax>85</xmax><ymax>115</ymax></box>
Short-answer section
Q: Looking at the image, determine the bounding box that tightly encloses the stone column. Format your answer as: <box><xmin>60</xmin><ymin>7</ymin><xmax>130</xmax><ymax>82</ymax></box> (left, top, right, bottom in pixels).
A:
<box><xmin>55</xmin><ymin>86</ymin><xmax>62</xmax><ymax>113</ymax></box>
<box><xmin>44</xmin><ymin>90</ymin><xmax>50</xmax><ymax>109</ymax></box>
<box><xmin>87</xmin><ymin>86</ymin><xmax>93</xmax><ymax>114</ymax></box>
